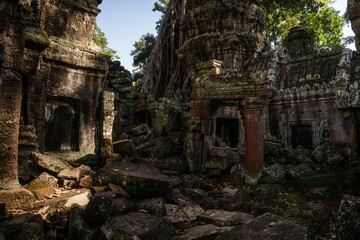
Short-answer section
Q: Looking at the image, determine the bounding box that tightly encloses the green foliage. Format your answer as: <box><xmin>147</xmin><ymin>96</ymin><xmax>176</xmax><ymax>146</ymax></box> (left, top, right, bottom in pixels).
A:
<box><xmin>93</xmin><ymin>24</ymin><xmax>119</xmax><ymax>60</ymax></box>
<box><xmin>153</xmin><ymin>0</ymin><xmax>170</xmax><ymax>31</ymax></box>
<box><xmin>299</xmin><ymin>6</ymin><xmax>345</xmax><ymax>52</ymax></box>
<box><xmin>153</xmin><ymin>0</ymin><xmax>170</xmax><ymax>13</ymax></box>
<box><xmin>261</xmin><ymin>0</ymin><xmax>345</xmax><ymax>52</ymax></box>
<box><xmin>130</xmin><ymin>33</ymin><xmax>156</xmax><ymax>81</ymax></box>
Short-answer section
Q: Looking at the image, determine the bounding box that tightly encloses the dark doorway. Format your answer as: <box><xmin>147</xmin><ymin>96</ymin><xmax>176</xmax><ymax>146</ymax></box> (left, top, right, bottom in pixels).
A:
<box><xmin>135</xmin><ymin>110</ymin><xmax>152</xmax><ymax>127</ymax></box>
<box><xmin>45</xmin><ymin>98</ymin><xmax>79</xmax><ymax>151</ymax></box>
<box><xmin>291</xmin><ymin>125</ymin><xmax>313</xmax><ymax>149</ymax></box>
<box><xmin>354</xmin><ymin>109</ymin><xmax>360</xmax><ymax>156</ymax></box>
<box><xmin>215</xmin><ymin>118</ymin><xmax>239</xmax><ymax>148</ymax></box>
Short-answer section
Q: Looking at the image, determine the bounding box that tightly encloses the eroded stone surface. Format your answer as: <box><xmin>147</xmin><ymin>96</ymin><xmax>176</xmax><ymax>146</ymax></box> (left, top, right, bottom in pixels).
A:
<box><xmin>100</xmin><ymin>212</ymin><xmax>175</xmax><ymax>240</ymax></box>
<box><xmin>197</xmin><ymin>209</ymin><xmax>254</xmax><ymax>227</ymax></box>
<box><xmin>94</xmin><ymin>161</ymin><xmax>173</xmax><ymax>197</ymax></box>
<box><xmin>173</xmin><ymin>224</ymin><xmax>231</xmax><ymax>240</ymax></box>
<box><xmin>31</xmin><ymin>152</ymin><xmax>71</xmax><ymax>175</ymax></box>
<box><xmin>333</xmin><ymin>195</ymin><xmax>360</xmax><ymax>240</ymax></box>
<box><xmin>217</xmin><ymin>213</ymin><xmax>308</xmax><ymax>240</ymax></box>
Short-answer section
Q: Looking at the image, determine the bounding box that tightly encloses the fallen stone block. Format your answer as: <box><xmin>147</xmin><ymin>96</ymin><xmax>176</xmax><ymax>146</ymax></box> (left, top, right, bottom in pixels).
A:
<box><xmin>112</xmin><ymin>198</ymin><xmax>134</xmax><ymax>215</ymax></box>
<box><xmin>113</xmin><ymin>139</ymin><xmax>136</xmax><ymax>156</ymax></box>
<box><xmin>94</xmin><ymin>161</ymin><xmax>173</xmax><ymax>197</ymax></box>
<box><xmin>333</xmin><ymin>195</ymin><xmax>360</xmax><ymax>240</ymax></box>
<box><xmin>33</xmin><ymin>189</ymin><xmax>91</xmax><ymax>211</ymax></box>
<box><xmin>57</xmin><ymin>165</ymin><xmax>95</xmax><ymax>181</ymax></box>
<box><xmin>173</xmin><ymin>224</ymin><xmax>232</xmax><ymax>240</ymax></box>
<box><xmin>100</xmin><ymin>212</ymin><xmax>175</xmax><ymax>240</ymax></box>
<box><xmin>68</xmin><ymin>205</ymin><xmax>99</xmax><ymax>240</ymax></box>
<box><xmin>165</xmin><ymin>203</ymin><xmax>204</xmax><ymax>228</ymax></box>
<box><xmin>180</xmin><ymin>188</ymin><xmax>208</xmax><ymax>203</ymax></box>
<box><xmin>216</xmin><ymin>213</ymin><xmax>308</xmax><ymax>240</ymax></box>
<box><xmin>31</xmin><ymin>152</ymin><xmax>70</xmax><ymax>174</ymax></box>
<box><xmin>25</xmin><ymin>172</ymin><xmax>58</xmax><ymax>199</ymax></box>
<box><xmin>84</xmin><ymin>191</ymin><xmax>116</xmax><ymax>225</ymax></box>
<box><xmin>0</xmin><ymin>188</ymin><xmax>36</xmax><ymax>210</ymax></box>
<box><xmin>165</xmin><ymin>204</ymin><xmax>191</xmax><ymax>227</ymax></box>
<box><xmin>197</xmin><ymin>209</ymin><xmax>254</xmax><ymax>227</ymax></box>
<box><xmin>1</xmin><ymin>213</ymin><xmax>45</xmax><ymax>240</ymax></box>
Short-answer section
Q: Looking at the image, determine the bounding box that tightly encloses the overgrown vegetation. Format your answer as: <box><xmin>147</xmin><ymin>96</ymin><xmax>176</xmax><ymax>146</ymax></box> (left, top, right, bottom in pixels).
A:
<box><xmin>93</xmin><ymin>24</ymin><xmax>119</xmax><ymax>60</ymax></box>
<box><xmin>261</xmin><ymin>0</ymin><xmax>346</xmax><ymax>51</ymax></box>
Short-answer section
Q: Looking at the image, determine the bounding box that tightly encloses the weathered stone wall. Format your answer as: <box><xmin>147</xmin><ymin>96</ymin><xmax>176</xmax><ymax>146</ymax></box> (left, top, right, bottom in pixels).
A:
<box><xmin>0</xmin><ymin>0</ymin><xmax>107</xmax><ymax>189</ymax></box>
<box><xmin>348</xmin><ymin>0</ymin><xmax>360</xmax><ymax>52</ymax></box>
<box><xmin>28</xmin><ymin>0</ymin><xmax>108</xmax><ymax>160</ymax></box>
<box><xmin>270</xmin><ymin>35</ymin><xmax>359</xmax><ymax>154</ymax></box>
<box><xmin>133</xmin><ymin>0</ymin><xmax>360</xmax><ymax>176</ymax></box>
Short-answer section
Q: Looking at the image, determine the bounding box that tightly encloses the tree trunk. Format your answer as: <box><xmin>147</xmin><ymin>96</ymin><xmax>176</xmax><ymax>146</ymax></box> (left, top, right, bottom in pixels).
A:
<box><xmin>141</xmin><ymin>0</ymin><xmax>187</xmax><ymax>99</ymax></box>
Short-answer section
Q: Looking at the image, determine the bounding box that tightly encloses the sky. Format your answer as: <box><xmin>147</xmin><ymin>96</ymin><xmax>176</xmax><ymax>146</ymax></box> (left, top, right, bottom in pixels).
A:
<box><xmin>97</xmin><ymin>0</ymin><xmax>355</xmax><ymax>72</ymax></box>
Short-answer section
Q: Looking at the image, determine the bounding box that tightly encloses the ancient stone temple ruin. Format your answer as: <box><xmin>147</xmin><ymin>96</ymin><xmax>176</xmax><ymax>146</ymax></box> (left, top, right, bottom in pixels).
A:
<box><xmin>1</xmin><ymin>0</ymin><xmax>360</xmax><ymax>239</ymax></box>
<box><xmin>0</xmin><ymin>0</ymin><xmax>107</xmax><ymax>191</ymax></box>
<box><xmin>131</xmin><ymin>0</ymin><xmax>360</xmax><ymax>179</ymax></box>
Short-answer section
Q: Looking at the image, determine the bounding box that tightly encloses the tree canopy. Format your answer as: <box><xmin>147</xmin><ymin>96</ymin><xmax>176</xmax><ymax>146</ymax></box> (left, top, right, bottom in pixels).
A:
<box><xmin>153</xmin><ymin>0</ymin><xmax>170</xmax><ymax>13</ymax></box>
<box><xmin>131</xmin><ymin>0</ymin><xmax>169</xmax><ymax>81</ymax></box>
<box><xmin>93</xmin><ymin>24</ymin><xmax>119</xmax><ymax>60</ymax></box>
<box><xmin>130</xmin><ymin>33</ymin><xmax>156</xmax><ymax>81</ymax></box>
<box><xmin>261</xmin><ymin>0</ymin><xmax>345</xmax><ymax>51</ymax></box>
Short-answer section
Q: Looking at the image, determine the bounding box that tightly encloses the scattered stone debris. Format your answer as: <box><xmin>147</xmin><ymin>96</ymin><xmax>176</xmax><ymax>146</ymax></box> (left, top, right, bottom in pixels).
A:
<box><xmin>217</xmin><ymin>213</ymin><xmax>308</xmax><ymax>240</ymax></box>
<box><xmin>333</xmin><ymin>195</ymin><xmax>360</xmax><ymax>240</ymax></box>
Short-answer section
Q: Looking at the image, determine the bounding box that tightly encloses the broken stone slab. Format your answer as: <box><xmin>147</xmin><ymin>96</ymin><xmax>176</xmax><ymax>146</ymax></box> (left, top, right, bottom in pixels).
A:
<box><xmin>136</xmin><ymin>136</ymin><xmax>177</xmax><ymax>158</ymax></box>
<box><xmin>31</xmin><ymin>152</ymin><xmax>71</xmax><ymax>174</ymax></box>
<box><xmin>112</xmin><ymin>197</ymin><xmax>166</xmax><ymax>216</ymax></box>
<box><xmin>94</xmin><ymin>161</ymin><xmax>173</xmax><ymax>197</ymax></box>
<box><xmin>0</xmin><ymin>188</ymin><xmax>36</xmax><ymax>210</ymax></box>
<box><xmin>112</xmin><ymin>198</ymin><xmax>134</xmax><ymax>215</ymax></box>
<box><xmin>197</xmin><ymin>209</ymin><xmax>254</xmax><ymax>227</ymax></box>
<box><xmin>79</xmin><ymin>175</ymin><xmax>93</xmax><ymax>189</ymax></box>
<box><xmin>135</xmin><ymin>197</ymin><xmax>166</xmax><ymax>216</ymax></box>
<box><xmin>288</xmin><ymin>163</ymin><xmax>316</xmax><ymax>178</ymax></box>
<box><xmin>0</xmin><ymin>213</ymin><xmax>45</xmax><ymax>240</ymax></box>
<box><xmin>107</xmin><ymin>183</ymin><xmax>131</xmax><ymax>198</ymax></box>
<box><xmin>173</xmin><ymin>224</ymin><xmax>232</xmax><ymax>240</ymax></box>
<box><xmin>182</xmin><ymin>204</ymin><xmax>205</xmax><ymax>222</ymax></box>
<box><xmin>165</xmin><ymin>203</ymin><xmax>205</xmax><ymax>228</ymax></box>
<box><xmin>100</xmin><ymin>212</ymin><xmax>175</xmax><ymax>240</ymax></box>
<box><xmin>222</xmin><ymin>187</ymin><xmax>239</xmax><ymax>199</ymax></box>
<box><xmin>165</xmin><ymin>204</ymin><xmax>191</xmax><ymax>227</ymax></box>
<box><xmin>216</xmin><ymin>213</ymin><xmax>308</xmax><ymax>240</ymax></box>
<box><xmin>25</xmin><ymin>172</ymin><xmax>58</xmax><ymax>199</ymax></box>
<box><xmin>131</xmin><ymin>123</ymin><xmax>151</xmax><ymax>136</ymax></box>
<box><xmin>33</xmin><ymin>189</ymin><xmax>91</xmax><ymax>212</ymax></box>
<box><xmin>84</xmin><ymin>191</ymin><xmax>116</xmax><ymax>225</ymax></box>
<box><xmin>68</xmin><ymin>204</ymin><xmax>99</xmax><ymax>240</ymax></box>
<box><xmin>131</xmin><ymin>132</ymin><xmax>154</xmax><ymax>146</ymax></box>
<box><xmin>113</xmin><ymin>139</ymin><xmax>136</xmax><ymax>156</ymax></box>
<box><xmin>264</xmin><ymin>163</ymin><xmax>286</xmax><ymax>183</ymax></box>
<box><xmin>57</xmin><ymin>164</ymin><xmax>95</xmax><ymax>181</ymax></box>
<box><xmin>180</xmin><ymin>188</ymin><xmax>208</xmax><ymax>203</ymax></box>
<box><xmin>333</xmin><ymin>194</ymin><xmax>360</xmax><ymax>240</ymax></box>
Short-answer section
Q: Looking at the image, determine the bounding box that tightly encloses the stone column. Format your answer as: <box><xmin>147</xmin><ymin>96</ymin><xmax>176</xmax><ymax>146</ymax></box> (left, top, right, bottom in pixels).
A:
<box><xmin>100</xmin><ymin>90</ymin><xmax>115</xmax><ymax>158</ymax></box>
<box><xmin>243</xmin><ymin>97</ymin><xmax>265</xmax><ymax>177</ymax></box>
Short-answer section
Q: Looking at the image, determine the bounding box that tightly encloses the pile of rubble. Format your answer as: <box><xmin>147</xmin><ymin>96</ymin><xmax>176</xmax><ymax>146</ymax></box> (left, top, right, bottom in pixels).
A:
<box><xmin>1</xmin><ymin>124</ymin><xmax>360</xmax><ymax>239</ymax></box>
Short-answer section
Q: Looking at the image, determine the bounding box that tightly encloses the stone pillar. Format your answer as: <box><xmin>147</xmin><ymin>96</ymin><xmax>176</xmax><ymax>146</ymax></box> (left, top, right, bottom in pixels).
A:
<box><xmin>100</xmin><ymin>90</ymin><xmax>115</xmax><ymax>158</ymax></box>
<box><xmin>243</xmin><ymin>97</ymin><xmax>265</xmax><ymax>177</ymax></box>
<box><xmin>0</xmin><ymin>70</ymin><xmax>22</xmax><ymax>190</ymax></box>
